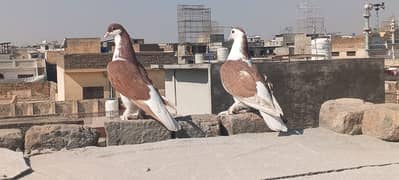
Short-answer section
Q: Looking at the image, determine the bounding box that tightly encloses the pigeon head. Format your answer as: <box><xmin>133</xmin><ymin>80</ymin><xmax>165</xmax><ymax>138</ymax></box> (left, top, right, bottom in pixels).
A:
<box><xmin>104</xmin><ymin>23</ymin><xmax>125</xmax><ymax>38</ymax></box>
<box><xmin>229</xmin><ymin>27</ymin><xmax>246</xmax><ymax>41</ymax></box>
<box><xmin>227</xmin><ymin>27</ymin><xmax>249</xmax><ymax>60</ymax></box>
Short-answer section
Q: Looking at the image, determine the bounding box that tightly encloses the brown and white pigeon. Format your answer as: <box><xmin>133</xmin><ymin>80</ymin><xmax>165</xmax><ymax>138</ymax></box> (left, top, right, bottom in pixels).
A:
<box><xmin>104</xmin><ymin>23</ymin><xmax>181</xmax><ymax>131</ymax></box>
<box><xmin>219</xmin><ymin>27</ymin><xmax>288</xmax><ymax>132</ymax></box>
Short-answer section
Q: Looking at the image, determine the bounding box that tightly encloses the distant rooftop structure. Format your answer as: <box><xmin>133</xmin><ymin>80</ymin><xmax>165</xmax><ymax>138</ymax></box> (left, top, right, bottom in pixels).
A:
<box><xmin>296</xmin><ymin>0</ymin><xmax>326</xmax><ymax>34</ymax></box>
<box><xmin>177</xmin><ymin>5</ymin><xmax>211</xmax><ymax>44</ymax></box>
<box><xmin>0</xmin><ymin>42</ymin><xmax>11</xmax><ymax>54</ymax></box>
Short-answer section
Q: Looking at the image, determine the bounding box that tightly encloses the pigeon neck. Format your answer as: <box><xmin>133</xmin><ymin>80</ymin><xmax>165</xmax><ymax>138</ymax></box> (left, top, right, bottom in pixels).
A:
<box><xmin>227</xmin><ymin>36</ymin><xmax>249</xmax><ymax>61</ymax></box>
<box><xmin>112</xmin><ymin>32</ymin><xmax>137</xmax><ymax>63</ymax></box>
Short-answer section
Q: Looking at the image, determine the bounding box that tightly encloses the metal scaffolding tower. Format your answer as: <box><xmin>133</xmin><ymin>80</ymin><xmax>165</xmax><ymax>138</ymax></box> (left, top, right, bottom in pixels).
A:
<box><xmin>296</xmin><ymin>0</ymin><xmax>326</xmax><ymax>34</ymax></box>
<box><xmin>0</xmin><ymin>42</ymin><xmax>11</xmax><ymax>54</ymax></box>
<box><xmin>177</xmin><ymin>5</ymin><xmax>211</xmax><ymax>44</ymax></box>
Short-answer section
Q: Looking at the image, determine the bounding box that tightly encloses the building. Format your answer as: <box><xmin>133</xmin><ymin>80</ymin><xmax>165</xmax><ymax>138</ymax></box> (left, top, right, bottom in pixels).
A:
<box><xmin>331</xmin><ymin>34</ymin><xmax>387</xmax><ymax>59</ymax></box>
<box><xmin>49</xmin><ymin>38</ymin><xmax>178</xmax><ymax>101</ymax></box>
<box><xmin>380</xmin><ymin>18</ymin><xmax>399</xmax><ymax>60</ymax></box>
<box><xmin>331</xmin><ymin>35</ymin><xmax>367</xmax><ymax>59</ymax></box>
<box><xmin>0</xmin><ymin>42</ymin><xmax>46</xmax><ymax>82</ymax></box>
<box><xmin>265</xmin><ymin>33</ymin><xmax>312</xmax><ymax>59</ymax></box>
<box><xmin>247</xmin><ymin>36</ymin><xmax>270</xmax><ymax>57</ymax></box>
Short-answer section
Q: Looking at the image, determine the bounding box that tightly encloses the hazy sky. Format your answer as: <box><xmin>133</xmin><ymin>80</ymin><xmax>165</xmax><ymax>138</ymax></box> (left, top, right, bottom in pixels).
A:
<box><xmin>1</xmin><ymin>0</ymin><xmax>398</xmax><ymax>45</ymax></box>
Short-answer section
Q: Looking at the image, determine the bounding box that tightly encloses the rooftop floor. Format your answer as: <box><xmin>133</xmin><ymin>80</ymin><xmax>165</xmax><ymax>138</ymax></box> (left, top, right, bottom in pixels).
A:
<box><xmin>23</xmin><ymin>128</ymin><xmax>399</xmax><ymax>180</ymax></box>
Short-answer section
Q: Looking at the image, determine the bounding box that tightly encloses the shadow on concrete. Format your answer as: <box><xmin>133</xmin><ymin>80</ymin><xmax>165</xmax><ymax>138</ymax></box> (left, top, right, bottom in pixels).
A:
<box><xmin>12</xmin><ymin>157</ymin><xmax>34</xmax><ymax>179</ymax></box>
<box><xmin>278</xmin><ymin>129</ymin><xmax>304</xmax><ymax>137</ymax></box>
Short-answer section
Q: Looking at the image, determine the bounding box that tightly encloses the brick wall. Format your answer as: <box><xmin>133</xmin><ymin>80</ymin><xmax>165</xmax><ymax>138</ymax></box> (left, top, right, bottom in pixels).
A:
<box><xmin>63</xmin><ymin>52</ymin><xmax>177</xmax><ymax>70</ymax></box>
<box><xmin>64</xmin><ymin>38</ymin><xmax>101</xmax><ymax>54</ymax></box>
<box><xmin>385</xmin><ymin>81</ymin><xmax>398</xmax><ymax>103</ymax></box>
<box><xmin>210</xmin><ymin>59</ymin><xmax>385</xmax><ymax>129</ymax></box>
<box><xmin>0</xmin><ymin>99</ymin><xmax>106</xmax><ymax>118</ymax></box>
<box><xmin>0</xmin><ymin>81</ymin><xmax>56</xmax><ymax>101</ymax></box>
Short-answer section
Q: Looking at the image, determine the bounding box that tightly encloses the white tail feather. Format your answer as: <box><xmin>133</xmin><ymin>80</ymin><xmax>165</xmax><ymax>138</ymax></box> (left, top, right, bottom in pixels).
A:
<box><xmin>144</xmin><ymin>86</ymin><xmax>181</xmax><ymax>131</ymax></box>
<box><xmin>161</xmin><ymin>96</ymin><xmax>177</xmax><ymax>115</ymax></box>
<box><xmin>260</xmin><ymin>112</ymin><xmax>287</xmax><ymax>132</ymax></box>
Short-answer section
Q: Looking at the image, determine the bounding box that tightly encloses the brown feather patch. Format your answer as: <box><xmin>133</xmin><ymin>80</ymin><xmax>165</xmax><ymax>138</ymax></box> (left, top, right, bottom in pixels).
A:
<box><xmin>107</xmin><ymin>60</ymin><xmax>151</xmax><ymax>100</ymax></box>
<box><xmin>220</xmin><ymin>61</ymin><xmax>263</xmax><ymax>98</ymax></box>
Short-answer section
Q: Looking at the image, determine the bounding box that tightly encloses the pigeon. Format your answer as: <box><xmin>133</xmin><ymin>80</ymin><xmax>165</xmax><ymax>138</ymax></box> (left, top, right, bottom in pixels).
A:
<box><xmin>219</xmin><ymin>27</ymin><xmax>288</xmax><ymax>132</ymax></box>
<box><xmin>104</xmin><ymin>23</ymin><xmax>181</xmax><ymax>131</ymax></box>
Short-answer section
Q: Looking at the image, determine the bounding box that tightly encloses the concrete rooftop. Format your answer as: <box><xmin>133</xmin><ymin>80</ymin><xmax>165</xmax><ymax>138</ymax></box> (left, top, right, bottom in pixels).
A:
<box><xmin>22</xmin><ymin>128</ymin><xmax>399</xmax><ymax>180</ymax></box>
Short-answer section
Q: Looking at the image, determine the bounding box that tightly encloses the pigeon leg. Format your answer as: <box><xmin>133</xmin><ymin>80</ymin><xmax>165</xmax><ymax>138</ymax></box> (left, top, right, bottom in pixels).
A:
<box><xmin>121</xmin><ymin>108</ymin><xmax>131</xmax><ymax>120</ymax></box>
<box><xmin>218</xmin><ymin>101</ymin><xmax>248</xmax><ymax>116</ymax></box>
<box><xmin>137</xmin><ymin>109</ymin><xmax>145</xmax><ymax>119</ymax></box>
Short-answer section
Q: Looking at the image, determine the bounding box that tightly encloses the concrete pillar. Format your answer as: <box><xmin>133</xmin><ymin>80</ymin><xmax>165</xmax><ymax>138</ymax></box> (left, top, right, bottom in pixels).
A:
<box><xmin>26</xmin><ymin>103</ymin><xmax>34</xmax><ymax>116</ymax></box>
<box><xmin>92</xmin><ymin>99</ymin><xmax>99</xmax><ymax>116</ymax></box>
<box><xmin>71</xmin><ymin>101</ymin><xmax>79</xmax><ymax>118</ymax></box>
<box><xmin>9</xmin><ymin>103</ymin><xmax>16</xmax><ymax>117</ymax></box>
<box><xmin>50</xmin><ymin>101</ymin><xmax>56</xmax><ymax>115</ymax></box>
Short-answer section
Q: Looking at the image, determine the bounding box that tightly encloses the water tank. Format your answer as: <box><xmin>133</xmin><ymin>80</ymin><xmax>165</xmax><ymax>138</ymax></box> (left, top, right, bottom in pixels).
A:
<box><xmin>105</xmin><ymin>99</ymin><xmax>119</xmax><ymax>118</ymax></box>
<box><xmin>217</xmin><ymin>47</ymin><xmax>229</xmax><ymax>61</ymax></box>
<box><xmin>311</xmin><ymin>38</ymin><xmax>331</xmax><ymax>60</ymax></box>
<box><xmin>195</xmin><ymin>53</ymin><xmax>204</xmax><ymax>64</ymax></box>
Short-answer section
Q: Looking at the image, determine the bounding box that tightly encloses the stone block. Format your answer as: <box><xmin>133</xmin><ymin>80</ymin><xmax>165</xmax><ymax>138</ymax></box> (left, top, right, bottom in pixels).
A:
<box><xmin>176</xmin><ymin>114</ymin><xmax>220</xmax><ymax>138</ymax></box>
<box><xmin>362</xmin><ymin>104</ymin><xmax>399</xmax><ymax>141</ymax></box>
<box><xmin>319</xmin><ymin>98</ymin><xmax>373</xmax><ymax>135</ymax></box>
<box><xmin>105</xmin><ymin>119</ymin><xmax>171</xmax><ymax>146</ymax></box>
<box><xmin>0</xmin><ymin>129</ymin><xmax>23</xmax><ymax>151</ymax></box>
<box><xmin>25</xmin><ymin>124</ymin><xmax>99</xmax><ymax>154</ymax></box>
<box><xmin>219</xmin><ymin>112</ymin><xmax>271</xmax><ymax>135</ymax></box>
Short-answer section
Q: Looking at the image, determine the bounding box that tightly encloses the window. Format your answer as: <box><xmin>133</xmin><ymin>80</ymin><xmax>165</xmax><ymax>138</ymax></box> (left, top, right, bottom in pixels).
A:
<box><xmin>332</xmin><ymin>52</ymin><xmax>340</xmax><ymax>56</ymax></box>
<box><xmin>346</xmin><ymin>51</ymin><xmax>356</xmax><ymax>56</ymax></box>
<box><xmin>0</xmin><ymin>73</ymin><xmax>4</xmax><ymax>79</ymax></box>
<box><xmin>249</xmin><ymin>51</ymin><xmax>255</xmax><ymax>57</ymax></box>
<box><xmin>30</xmin><ymin>53</ymin><xmax>39</xmax><ymax>58</ymax></box>
<box><xmin>18</xmin><ymin>74</ymin><xmax>33</xmax><ymax>79</ymax></box>
<box><xmin>83</xmin><ymin>87</ymin><xmax>104</xmax><ymax>99</ymax></box>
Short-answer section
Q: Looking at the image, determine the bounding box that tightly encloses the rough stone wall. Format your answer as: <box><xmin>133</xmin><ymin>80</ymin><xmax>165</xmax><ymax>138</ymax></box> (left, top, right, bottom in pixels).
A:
<box><xmin>331</xmin><ymin>35</ymin><xmax>367</xmax><ymax>59</ymax></box>
<box><xmin>45</xmin><ymin>50</ymin><xmax>64</xmax><ymax>64</ymax></box>
<box><xmin>55</xmin><ymin>101</ymin><xmax>75</xmax><ymax>116</ymax></box>
<box><xmin>0</xmin><ymin>104</ymin><xmax>11</xmax><ymax>116</ymax></box>
<box><xmin>0</xmin><ymin>99</ymin><xmax>105</xmax><ymax>118</ymax></box>
<box><xmin>332</xmin><ymin>36</ymin><xmax>365</xmax><ymax>49</ymax></box>
<box><xmin>385</xmin><ymin>81</ymin><xmax>398</xmax><ymax>103</ymax></box>
<box><xmin>63</xmin><ymin>52</ymin><xmax>177</xmax><ymax>70</ymax></box>
<box><xmin>211</xmin><ymin>59</ymin><xmax>385</xmax><ymax>129</ymax></box>
<box><xmin>64</xmin><ymin>54</ymin><xmax>110</xmax><ymax>69</ymax></box>
<box><xmin>33</xmin><ymin>102</ymin><xmax>54</xmax><ymax>115</ymax></box>
<box><xmin>0</xmin><ymin>81</ymin><xmax>56</xmax><ymax>101</ymax></box>
<box><xmin>294</xmin><ymin>34</ymin><xmax>311</xmax><ymax>55</ymax></box>
<box><xmin>64</xmin><ymin>38</ymin><xmax>101</xmax><ymax>54</ymax></box>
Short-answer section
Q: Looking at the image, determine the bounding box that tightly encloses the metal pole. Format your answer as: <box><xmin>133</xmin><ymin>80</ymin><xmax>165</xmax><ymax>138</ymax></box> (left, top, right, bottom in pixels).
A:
<box><xmin>392</xmin><ymin>18</ymin><xmax>396</xmax><ymax>60</ymax></box>
<box><xmin>363</xmin><ymin>3</ymin><xmax>373</xmax><ymax>58</ymax></box>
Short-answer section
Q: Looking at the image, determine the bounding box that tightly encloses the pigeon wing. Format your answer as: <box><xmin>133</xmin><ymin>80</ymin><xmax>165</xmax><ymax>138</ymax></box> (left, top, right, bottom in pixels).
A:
<box><xmin>220</xmin><ymin>60</ymin><xmax>282</xmax><ymax>117</ymax></box>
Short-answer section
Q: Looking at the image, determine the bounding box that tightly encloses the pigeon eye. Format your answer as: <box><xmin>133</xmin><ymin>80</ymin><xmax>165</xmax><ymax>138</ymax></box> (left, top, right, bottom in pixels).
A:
<box><xmin>232</xmin><ymin>30</ymin><xmax>235</xmax><ymax>34</ymax></box>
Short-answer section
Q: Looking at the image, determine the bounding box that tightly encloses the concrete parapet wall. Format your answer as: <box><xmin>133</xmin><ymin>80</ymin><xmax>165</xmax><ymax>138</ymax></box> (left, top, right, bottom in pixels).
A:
<box><xmin>104</xmin><ymin>113</ymin><xmax>286</xmax><ymax>146</ymax></box>
<box><xmin>0</xmin><ymin>99</ymin><xmax>107</xmax><ymax>118</ymax></box>
<box><xmin>212</xmin><ymin>59</ymin><xmax>384</xmax><ymax>129</ymax></box>
<box><xmin>162</xmin><ymin>59</ymin><xmax>386</xmax><ymax>130</ymax></box>
<box><xmin>0</xmin><ymin>81</ymin><xmax>57</xmax><ymax>101</ymax></box>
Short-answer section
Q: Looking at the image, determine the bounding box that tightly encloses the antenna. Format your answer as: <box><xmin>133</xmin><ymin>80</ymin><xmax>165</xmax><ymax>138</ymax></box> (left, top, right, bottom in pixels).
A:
<box><xmin>373</xmin><ymin>2</ymin><xmax>385</xmax><ymax>32</ymax></box>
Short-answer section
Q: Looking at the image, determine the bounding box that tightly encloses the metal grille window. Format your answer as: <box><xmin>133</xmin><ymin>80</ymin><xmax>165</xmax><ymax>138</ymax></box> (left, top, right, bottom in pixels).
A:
<box><xmin>83</xmin><ymin>87</ymin><xmax>104</xmax><ymax>99</ymax></box>
<box><xmin>332</xmin><ymin>52</ymin><xmax>340</xmax><ymax>56</ymax></box>
<box><xmin>346</xmin><ymin>51</ymin><xmax>356</xmax><ymax>56</ymax></box>
<box><xmin>17</xmin><ymin>74</ymin><xmax>34</xmax><ymax>79</ymax></box>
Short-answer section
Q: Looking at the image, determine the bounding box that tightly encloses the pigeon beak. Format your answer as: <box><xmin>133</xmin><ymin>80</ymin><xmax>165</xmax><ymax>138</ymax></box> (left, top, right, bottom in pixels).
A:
<box><xmin>103</xmin><ymin>32</ymin><xmax>110</xmax><ymax>38</ymax></box>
